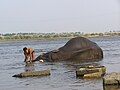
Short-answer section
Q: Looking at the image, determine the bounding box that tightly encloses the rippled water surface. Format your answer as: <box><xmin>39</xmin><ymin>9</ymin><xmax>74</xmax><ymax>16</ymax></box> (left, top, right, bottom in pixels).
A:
<box><xmin>0</xmin><ymin>37</ymin><xmax>120</xmax><ymax>90</ymax></box>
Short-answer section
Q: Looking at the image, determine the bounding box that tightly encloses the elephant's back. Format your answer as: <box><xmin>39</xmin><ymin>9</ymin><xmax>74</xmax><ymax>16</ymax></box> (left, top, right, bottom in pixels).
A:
<box><xmin>59</xmin><ymin>37</ymin><xmax>99</xmax><ymax>51</ymax></box>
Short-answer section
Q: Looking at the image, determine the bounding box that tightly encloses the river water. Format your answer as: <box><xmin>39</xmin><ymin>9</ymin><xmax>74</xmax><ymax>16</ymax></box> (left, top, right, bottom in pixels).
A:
<box><xmin>0</xmin><ymin>36</ymin><xmax>120</xmax><ymax>90</ymax></box>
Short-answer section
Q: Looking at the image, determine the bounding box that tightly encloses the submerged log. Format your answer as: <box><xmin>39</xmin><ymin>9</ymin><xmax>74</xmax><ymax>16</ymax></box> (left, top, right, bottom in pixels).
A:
<box><xmin>12</xmin><ymin>70</ymin><xmax>50</xmax><ymax>78</ymax></box>
<box><xmin>76</xmin><ymin>65</ymin><xmax>106</xmax><ymax>78</ymax></box>
<box><xmin>103</xmin><ymin>72</ymin><xmax>120</xmax><ymax>85</ymax></box>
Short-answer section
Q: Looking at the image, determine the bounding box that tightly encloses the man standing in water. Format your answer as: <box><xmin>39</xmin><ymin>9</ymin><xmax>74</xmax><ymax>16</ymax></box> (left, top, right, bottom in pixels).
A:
<box><xmin>23</xmin><ymin>47</ymin><xmax>35</xmax><ymax>62</ymax></box>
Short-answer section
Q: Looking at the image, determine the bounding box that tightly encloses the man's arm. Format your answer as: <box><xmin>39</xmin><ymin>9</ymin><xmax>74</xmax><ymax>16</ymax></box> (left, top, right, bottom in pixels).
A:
<box><xmin>24</xmin><ymin>53</ymin><xmax>28</xmax><ymax>62</ymax></box>
<box><xmin>29</xmin><ymin>48</ymin><xmax>34</xmax><ymax>60</ymax></box>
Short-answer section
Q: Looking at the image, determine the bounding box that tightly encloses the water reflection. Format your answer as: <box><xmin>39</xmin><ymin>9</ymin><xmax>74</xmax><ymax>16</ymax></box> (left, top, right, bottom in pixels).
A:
<box><xmin>25</xmin><ymin>62</ymin><xmax>35</xmax><ymax>72</ymax></box>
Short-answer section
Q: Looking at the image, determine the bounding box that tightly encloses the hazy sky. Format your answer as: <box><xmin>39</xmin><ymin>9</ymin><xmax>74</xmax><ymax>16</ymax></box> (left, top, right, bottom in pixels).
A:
<box><xmin>0</xmin><ymin>0</ymin><xmax>120</xmax><ymax>33</ymax></box>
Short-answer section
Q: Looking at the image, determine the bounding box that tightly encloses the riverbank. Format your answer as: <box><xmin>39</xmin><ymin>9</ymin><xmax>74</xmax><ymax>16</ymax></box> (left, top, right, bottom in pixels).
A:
<box><xmin>0</xmin><ymin>37</ymin><xmax>71</xmax><ymax>43</ymax></box>
<box><xmin>1</xmin><ymin>31</ymin><xmax>120</xmax><ymax>42</ymax></box>
<box><xmin>1</xmin><ymin>35</ymin><xmax>120</xmax><ymax>43</ymax></box>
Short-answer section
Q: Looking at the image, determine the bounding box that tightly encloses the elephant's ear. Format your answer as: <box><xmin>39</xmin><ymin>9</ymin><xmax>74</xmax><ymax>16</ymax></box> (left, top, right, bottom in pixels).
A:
<box><xmin>71</xmin><ymin>47</ymin><xmax>92</xmax><ymax>54</ymax></box>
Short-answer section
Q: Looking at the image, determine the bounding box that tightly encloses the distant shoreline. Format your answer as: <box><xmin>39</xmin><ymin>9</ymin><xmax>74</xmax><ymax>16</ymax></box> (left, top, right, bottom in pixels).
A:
<box><xmin>0</xmin><ymin>37</ymin><xmax>70</xmax><ymax>43</ymax></box>
<box><xmin>1</xmin><ymin>31</ymin><xmax>120</xmax><ymax>42</ymax></box>
<box><xmin>0</xmin><ymin>35</ymin><xmax>120</xmax><ymax>43</ymax></box>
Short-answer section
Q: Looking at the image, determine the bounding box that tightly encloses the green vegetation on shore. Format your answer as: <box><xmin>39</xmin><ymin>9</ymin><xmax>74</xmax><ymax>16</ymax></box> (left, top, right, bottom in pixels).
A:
<box><xmin>0</xmin><ymin>31</ymin><xmax>120</xmax><ymax>41</ymax></box>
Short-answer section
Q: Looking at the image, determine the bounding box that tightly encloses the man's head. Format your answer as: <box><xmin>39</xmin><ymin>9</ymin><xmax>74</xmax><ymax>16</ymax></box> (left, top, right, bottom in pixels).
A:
<box><xmin>23</xmin><ymin>47</ymin><xmax>27</xmax><ymax>52</ymax></box>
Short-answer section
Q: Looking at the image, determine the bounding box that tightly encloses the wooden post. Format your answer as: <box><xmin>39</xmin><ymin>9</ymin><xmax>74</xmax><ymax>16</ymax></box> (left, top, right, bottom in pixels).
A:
<box><xmin>13</xmin><ymin>70</ymin><xmax>50</xmax><ymax>78</ymax></box>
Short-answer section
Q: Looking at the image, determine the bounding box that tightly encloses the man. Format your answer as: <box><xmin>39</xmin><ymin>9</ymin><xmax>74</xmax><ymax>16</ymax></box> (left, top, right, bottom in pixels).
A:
<box><xmin>23</xmin><ymin>47</ymin><xmax>35</xmax><ymax>62</ymax></box>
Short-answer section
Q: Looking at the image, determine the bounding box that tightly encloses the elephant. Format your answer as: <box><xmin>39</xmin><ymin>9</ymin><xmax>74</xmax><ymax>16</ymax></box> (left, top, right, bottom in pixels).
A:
<box><xmin>35</xmin><ymin>37</ymin><xmax>103</xmax><ymax>62</ymax></box>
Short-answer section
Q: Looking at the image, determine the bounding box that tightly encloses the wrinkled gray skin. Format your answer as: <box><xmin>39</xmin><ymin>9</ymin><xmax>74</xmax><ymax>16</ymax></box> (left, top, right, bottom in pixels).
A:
<box><xmin>35</xmin><ymin>37</ymin><xmax>103</xmax><ymax>62</ymax></box>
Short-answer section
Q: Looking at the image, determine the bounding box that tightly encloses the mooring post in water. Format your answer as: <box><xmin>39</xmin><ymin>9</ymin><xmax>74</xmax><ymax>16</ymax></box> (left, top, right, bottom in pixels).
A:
<box><xmin>76</xmin><ymin>65</ymin><xmax>106</xmax><ymax>78</ymax></box>
<box><xmin>12</xmin><ymin>69</ymin><xmax>51</xmax><ymax>78</ymax></box>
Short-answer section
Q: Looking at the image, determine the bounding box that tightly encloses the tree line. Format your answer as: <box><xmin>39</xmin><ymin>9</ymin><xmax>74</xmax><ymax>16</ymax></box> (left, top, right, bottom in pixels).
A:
<box><xmin>0</xmin><ymin>31</ymin><xmax>120</xmax><ymax>40</ymax></box>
